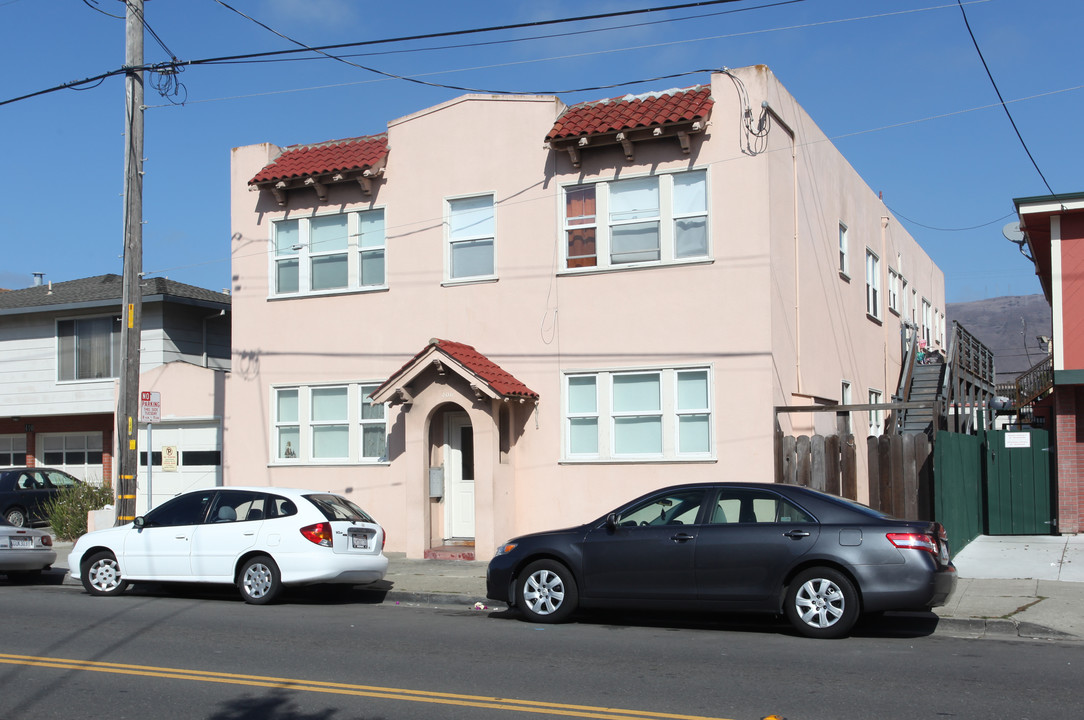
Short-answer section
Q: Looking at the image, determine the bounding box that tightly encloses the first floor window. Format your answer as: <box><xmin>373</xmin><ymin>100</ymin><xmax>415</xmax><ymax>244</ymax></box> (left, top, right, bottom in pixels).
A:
<box><xmin>564</xmin><ymin>366</ymin><xmax>713</xmax><ymax>461</ymax></box>
<box><xmin>58</xmin><ymin>316</ymin><xmax>121</xmax><ymax>381</ymax></box>
<box><xmin>888</xmin><ymin>268</ymin><xmax>901</xmax><ymax>314</ymax></box>
<box><xmin>0</xmin><ymin>435</ymin><xmax>27</xmax><ymax>466</ymax></box>
<box><xmin>272</xmin><ymin>383</ymin><xmax>388</xmax><ymax>464</ymax></box>
<box><xmin>868</xmin><ymin>389</ymin><xmax>884</xmax><ymax>436</ymax></box>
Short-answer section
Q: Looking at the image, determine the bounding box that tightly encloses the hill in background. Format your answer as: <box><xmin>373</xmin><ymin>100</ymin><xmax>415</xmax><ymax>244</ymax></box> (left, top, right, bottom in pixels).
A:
<box><xmin>946</xmin><ymin>295</ymin><xmax>1051</xmax><ymax>383</ymax></box>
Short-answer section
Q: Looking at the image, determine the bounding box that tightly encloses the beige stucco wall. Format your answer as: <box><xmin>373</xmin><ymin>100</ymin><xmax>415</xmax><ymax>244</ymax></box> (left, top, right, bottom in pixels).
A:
<box><xmin>226</xmin><ymin>65</ymin><xmax>944</xmax><ymax>557</ymax></box>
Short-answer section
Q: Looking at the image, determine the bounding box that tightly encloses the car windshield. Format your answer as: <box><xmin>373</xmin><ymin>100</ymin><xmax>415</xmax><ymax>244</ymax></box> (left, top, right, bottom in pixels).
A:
<box><xmin>305</xmin><ymin>494</ymin><xmax>374</xmax><ymax>523</ymax></box>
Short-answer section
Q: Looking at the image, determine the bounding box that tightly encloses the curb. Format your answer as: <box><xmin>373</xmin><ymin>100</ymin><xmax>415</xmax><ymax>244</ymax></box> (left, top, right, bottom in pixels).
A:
<box><xmin>934</xmin><ymin>615</ymin><xmax>1078</xmax><ymax>641</ymax></box>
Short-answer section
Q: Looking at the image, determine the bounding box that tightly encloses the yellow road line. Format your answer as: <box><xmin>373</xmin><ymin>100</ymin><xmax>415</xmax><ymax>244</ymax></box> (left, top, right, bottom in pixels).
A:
<box><xmin>0</xmin><ymin>653</ymin><xmax>735</xmax><ymax>720</ymax></box>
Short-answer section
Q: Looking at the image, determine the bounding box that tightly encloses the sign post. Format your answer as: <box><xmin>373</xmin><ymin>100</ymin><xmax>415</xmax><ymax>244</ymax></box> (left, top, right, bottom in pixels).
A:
<box><xmin>139</xmin><ymin>392</ymin><xmax>161</xmax><ymax>513</ymax></box>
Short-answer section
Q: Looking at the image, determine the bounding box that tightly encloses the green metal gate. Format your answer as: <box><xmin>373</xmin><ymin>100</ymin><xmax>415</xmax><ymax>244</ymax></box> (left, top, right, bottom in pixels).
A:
<box><xmin>985</xmin><ymin>428</ymin><xmax>1056</xmax><ymax>535</ymax></box>
<box><xmin>934</xmin><ymin>428</ymin><xmax>1056</xmax><ymax>552</ymax></box>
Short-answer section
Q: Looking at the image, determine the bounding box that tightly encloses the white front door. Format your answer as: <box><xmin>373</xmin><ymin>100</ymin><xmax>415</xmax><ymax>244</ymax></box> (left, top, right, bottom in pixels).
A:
<box><xmin>444</xmin><ymin>413</ymin><xmax>475</xmax><ymax>540</ymax></box>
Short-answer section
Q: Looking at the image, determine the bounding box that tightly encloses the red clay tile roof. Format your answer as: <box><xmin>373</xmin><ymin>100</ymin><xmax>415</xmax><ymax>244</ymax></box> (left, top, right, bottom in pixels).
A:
<box><xmin>374</xmin><ymin>339</ymin><xmax>539</xmax><ymax>401</ymax></box>
<box><xmin>249</xmin><ymin>134</ymin><xmax>389</xmax><ymax>185</ymax></box>
<box><xmin>546</xmin><ymin>85</ymin><xmax>713</xmax><ymax>142</ymax></box>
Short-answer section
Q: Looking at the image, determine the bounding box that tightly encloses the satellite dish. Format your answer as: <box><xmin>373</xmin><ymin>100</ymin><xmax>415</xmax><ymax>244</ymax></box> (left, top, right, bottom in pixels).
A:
<box><xmin>1003</xmin><ymin>221</ymin><xmax>1025</xmax><ymax>244</ymax></box>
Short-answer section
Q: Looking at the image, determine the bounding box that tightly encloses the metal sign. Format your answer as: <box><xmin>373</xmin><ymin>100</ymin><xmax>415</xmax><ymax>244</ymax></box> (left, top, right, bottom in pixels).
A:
<box><xmin>139</xmin><ymin>391</ymin><xmax>161</xmax><ymax>423</ymax></box>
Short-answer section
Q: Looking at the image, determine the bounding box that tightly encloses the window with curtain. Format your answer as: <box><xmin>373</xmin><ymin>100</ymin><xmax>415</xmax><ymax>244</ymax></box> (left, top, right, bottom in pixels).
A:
<box><xmin>57</xmin><ymin>316</ymin><xmax>120</xmax><ymax>381</ymax></box>
<box><xmin>311</xmin><ymin>387</ymin><xmax>349</xmax><ymax>460</ymax></box>
<box><xmin>561</xmin><ymin>169</ymin><xmax>709</xmax><ymax>271</ymax></box>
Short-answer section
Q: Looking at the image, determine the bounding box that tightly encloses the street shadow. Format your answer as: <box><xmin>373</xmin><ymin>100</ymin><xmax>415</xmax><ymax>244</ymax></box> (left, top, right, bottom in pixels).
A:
<box><xmin>487</xmin><ymin>606</ymin><xmax>940</xmax><ymax>639</ymax></box>
<box><xmin>206</xmin><ymin>688</ymin><xmax>387</xmax><ymax>720</ymax></box>
<box><xmin>53</xmin><ymin>578</ymin><xmax>395</xmax><ymax>606</ymax></box>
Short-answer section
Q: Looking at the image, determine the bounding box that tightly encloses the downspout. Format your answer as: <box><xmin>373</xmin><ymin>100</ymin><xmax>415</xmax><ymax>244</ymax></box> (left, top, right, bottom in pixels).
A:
<box><xmin>761</xmin><ymin>103</ymin><xmax>798</xmax><ymax>393</ymax></box>
<box><xmin>881</xmin><ymin>213</ymin><xmax>890</xmax><ymax>402</ymax></box>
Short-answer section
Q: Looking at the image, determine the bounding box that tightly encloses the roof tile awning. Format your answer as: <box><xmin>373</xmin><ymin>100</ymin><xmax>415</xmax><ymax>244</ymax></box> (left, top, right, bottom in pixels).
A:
<box><xmin>249</xmin><ymin>133</ymin><xmax>389</xmax><ymax>205</ymax></box>
<box><xmin>370</xmin><ymin>339</ymin><xmax>539</xmax><ymax>405</ymax></box>
<box><xmin>546</xmin><ymin>85</ymin><xmax>713</xmax><ymax>166</ymax></box>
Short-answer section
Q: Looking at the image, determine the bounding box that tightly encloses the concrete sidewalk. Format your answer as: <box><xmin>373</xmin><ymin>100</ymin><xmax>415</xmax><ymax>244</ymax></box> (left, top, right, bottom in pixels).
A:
<box><xmin>51</xmin><ymin>535</ymin><xmax>1084</xmax><ymax>641</ymax></box>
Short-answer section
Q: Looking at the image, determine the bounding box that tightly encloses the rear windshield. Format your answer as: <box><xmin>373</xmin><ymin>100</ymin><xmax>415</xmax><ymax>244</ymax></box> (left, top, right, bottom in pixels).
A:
<box><xmin>305</xmin><ymin>493</ymin><xmax>375</xmax><ymax>523</ymax></box>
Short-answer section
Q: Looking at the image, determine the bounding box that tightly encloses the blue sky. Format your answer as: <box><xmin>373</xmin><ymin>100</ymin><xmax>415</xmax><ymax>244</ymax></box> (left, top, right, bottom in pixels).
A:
<box><xmin>2</xmin><ymin>0</ymin><xmax>1079</xmax><ymax>302</ymax></box>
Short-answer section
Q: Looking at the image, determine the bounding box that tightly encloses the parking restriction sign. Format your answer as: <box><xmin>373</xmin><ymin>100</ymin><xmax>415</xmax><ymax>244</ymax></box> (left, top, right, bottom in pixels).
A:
<box><xmin>139</xmin><ymin>391</ymin><xmax>161</xmax><ymax>423</ymax></box>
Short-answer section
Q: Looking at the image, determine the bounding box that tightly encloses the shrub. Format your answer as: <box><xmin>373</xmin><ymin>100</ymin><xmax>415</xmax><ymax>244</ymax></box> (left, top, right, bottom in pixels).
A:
<box><xmin>43</xmin><ymin>482</ymin><xmax>115</xmax><ymax>541</ymax></box>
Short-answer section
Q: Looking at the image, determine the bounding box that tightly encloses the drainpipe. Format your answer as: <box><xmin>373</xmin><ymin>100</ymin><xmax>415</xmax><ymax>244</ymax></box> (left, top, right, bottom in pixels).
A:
<box><xmin>761</xmin><ymin>102</ymin><xmax>799</xmax><ymax>393</ymax></box>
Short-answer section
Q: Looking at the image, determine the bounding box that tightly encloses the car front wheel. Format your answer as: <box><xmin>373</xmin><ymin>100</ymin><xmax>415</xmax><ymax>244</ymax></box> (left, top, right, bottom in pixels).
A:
<box><xmin>238</xmin><ymin>555</ymin><xmax>282</xmax><ymax>605</ymax></box>
<box><xmin>785</xmin><ymin>567</ymin><xmax>859</xmax><ymax>639</ymax></box>
<box><xmin>516</xmin><ymin>559</ymin><xmax>578</xmax><ymax>623</ymax></box>
<box><xmin>81</xmin><ymin>551</ymin><xmax>130</xmax><ymax>597</ymax></box>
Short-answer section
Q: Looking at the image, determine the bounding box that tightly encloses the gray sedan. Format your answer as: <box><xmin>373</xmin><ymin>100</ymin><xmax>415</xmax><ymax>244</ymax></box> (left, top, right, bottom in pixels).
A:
<box><xmin>487</xmin><ymin>482</ymin><xmax>957</xmax><ymax>638</ymax></box>
<box><xmin>0</xmin><ymin>517</ymin><xmax>57</xmax><ymax>579</ymax></box>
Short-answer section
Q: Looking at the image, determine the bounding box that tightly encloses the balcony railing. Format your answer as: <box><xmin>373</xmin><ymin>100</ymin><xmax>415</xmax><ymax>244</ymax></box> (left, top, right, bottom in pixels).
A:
<box><xmin>1015</xmin><ymin>355</ymin><xmax>1054</xmax><ymax>408</ymax></box>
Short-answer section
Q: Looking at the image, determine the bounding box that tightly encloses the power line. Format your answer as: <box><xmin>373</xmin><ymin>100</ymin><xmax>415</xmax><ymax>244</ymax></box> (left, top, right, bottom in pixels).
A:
<box><xmin>956</xmin><ymin>0</ymin><xmax>1054</xmax><ymax>194</ymax></box>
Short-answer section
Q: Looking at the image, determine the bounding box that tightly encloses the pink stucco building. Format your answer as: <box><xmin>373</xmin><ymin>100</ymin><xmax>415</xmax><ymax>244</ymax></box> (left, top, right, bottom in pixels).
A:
<box><xmin>227</xmin><ymin>65</ymin><xmax>945</xmax><ymax>559</ymax></box>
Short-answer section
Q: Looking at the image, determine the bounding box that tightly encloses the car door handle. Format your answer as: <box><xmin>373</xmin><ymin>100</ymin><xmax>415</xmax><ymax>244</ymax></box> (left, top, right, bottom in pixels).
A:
<box><xmin>670</xmin><ymin>532</ymin><xmax>695</xmax><ymax>543</ymax></box>
<box><xmin>783</xmin><ymin>530</ymin><xmax>811</xmax><ymax>539</ymax></box>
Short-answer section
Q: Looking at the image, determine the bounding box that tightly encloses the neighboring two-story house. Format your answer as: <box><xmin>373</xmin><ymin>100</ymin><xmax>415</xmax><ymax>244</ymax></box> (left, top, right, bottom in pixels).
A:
<box><xmin>0</xmin><ymin>274</ymin><xmax>231</xmax><ymax>513</ymax></box>
<box><xmin>1014</xmin><ymin>192</ymin><xmax>1084</xmax><ymax>534</ymax></box>
<box><xmin>228</xmin><ymin>65</ymin><xmax>946</xmax><ymax>559</ymax></box>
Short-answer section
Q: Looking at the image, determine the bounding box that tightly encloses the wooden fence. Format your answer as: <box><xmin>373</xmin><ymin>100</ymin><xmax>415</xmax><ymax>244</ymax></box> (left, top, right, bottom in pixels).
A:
<box><xmin>776</xmin><ymin>432</ymin><xmax>933</xmax><ymax>519</ymax></box>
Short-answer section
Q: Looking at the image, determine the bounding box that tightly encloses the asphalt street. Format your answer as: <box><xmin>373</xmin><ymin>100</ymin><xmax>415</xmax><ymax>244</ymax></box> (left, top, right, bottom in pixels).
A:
<box><xmin>2</xmin><ymin>577</ymin><xmax>1083</xmax><ymax>720</ymax></box>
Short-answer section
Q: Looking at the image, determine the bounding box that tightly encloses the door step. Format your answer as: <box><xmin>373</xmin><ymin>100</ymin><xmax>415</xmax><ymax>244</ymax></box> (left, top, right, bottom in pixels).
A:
<box><xmin>424</xmin><ymin>544</ymin><xmax>476</xmax><ymax>561</ymax></box>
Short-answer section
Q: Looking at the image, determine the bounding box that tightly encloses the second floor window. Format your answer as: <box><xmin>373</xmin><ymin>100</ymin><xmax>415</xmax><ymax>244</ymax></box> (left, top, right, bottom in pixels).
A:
<box><xmin>446</xmin><ymin>195</ymin><xmax>495</xmax><ymax>282</ymax></box>
<box><xmin>562</xmin><ymin>169</ymin><xmax>708</xmax><ymax>271</ymax></box>
<box><xmin>271</xmin><ymin>209</ymin><xmax>386</xmax><ymax>297</ymax></box>
<box><xmin>865</xmin><ymin>249</ymin><xmax>881</xmax><ymax>320</ymax></box>
<box><xmin>57</xmin><ymin>316</ymin><xmax>121</xmax><ymax>381</ymax></box>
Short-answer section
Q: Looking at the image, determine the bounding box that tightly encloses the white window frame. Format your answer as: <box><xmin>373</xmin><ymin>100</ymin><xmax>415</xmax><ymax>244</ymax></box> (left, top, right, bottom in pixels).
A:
<box><xmin>270</xmin><ymin>383</ymin><xmax>389</xmax><ymax>465</ymax></box>
<box><xmin>838</xmin><ymin>222</ymin><xmax>849</xmax><ymax>276</ymax></box>
<box><xmin>887</xmin><ymin>268</ymin><xmax>901</xmax><ymax>315</ymax></box>
<box><xmin>868</xmin><ymin>389</ymin><xmax>884</xmax><ymax>436</ymax></box>
<box><xmin>865</xmin><ymin>248</ymin><xmax>881</xmax><ymax>320</ymax></box>
<box><xmin>839</xmin><ymin>380</ymin><xmax>853</xmax><ymax>435</ymax></box>
<box><xmin>562</xmin><ymin>365</ymin><xmax>714</xmax><ymax>462</ymax></box>
<box><xmin>0</xmin><ymin>435</ymin><xmax>27</xmax><ymax>467</ymax></box>
<box><xmin>359</xmin><ymin>383</ymin><xmax>387</xmax><ymax>461</ymax></box>
<box><xmin>921</xmin><ymin>299</ymin><xmax>932</xmax><ymax>346</ymax></box>
<box><xmin>445</xmin><ymin>194</ymin><xmax>496</xmax><ymax>284</ymax></box>
<box><xmin>269</xmin><ymin>208</ymin><xmax>386</xmax><ymax>298</ymax></box>
<box><xmin>560</xmin><ymin>169</ymin><xmax>710</xmax><ymax>272</ymax></box>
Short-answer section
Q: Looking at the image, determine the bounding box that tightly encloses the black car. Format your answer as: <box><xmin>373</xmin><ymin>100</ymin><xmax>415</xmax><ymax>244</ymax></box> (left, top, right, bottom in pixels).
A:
<box><xmin>0</xmin><ymin>467</ymin><xmax>83</xmax><ymax>527</ymax></box>
<box><xmin>486</xmin><ymin>482</ymin><xmax>957</xmax><ymax>638</ymax></box>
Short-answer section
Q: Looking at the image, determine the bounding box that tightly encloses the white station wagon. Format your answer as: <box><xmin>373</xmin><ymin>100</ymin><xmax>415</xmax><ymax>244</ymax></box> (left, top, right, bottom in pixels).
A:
<box><xmin>68</xmin><ymin>487</ymin><xmax>388</xmax><ymax>604</ymax></box>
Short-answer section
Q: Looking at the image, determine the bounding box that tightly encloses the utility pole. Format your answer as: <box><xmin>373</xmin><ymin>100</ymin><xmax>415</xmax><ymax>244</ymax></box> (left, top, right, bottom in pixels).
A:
<box><xmin>116</xmin><ymin>0</ymin><xmax>144</xmax><ymax>525</ymax></box>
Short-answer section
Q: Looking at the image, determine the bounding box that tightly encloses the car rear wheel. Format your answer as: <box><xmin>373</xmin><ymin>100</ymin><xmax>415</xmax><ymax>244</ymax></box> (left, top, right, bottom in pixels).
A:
<box><xmin>5</xmin><ymin>507</ymin><xmax>27</xmax><ymax>528</ymax></box>
<box><xmin>238</xmin><ymin>555</ymin><xmax>282</xmax><ymax>605</ymax></box>
<box><xmin>82</xmin><ymin>551</ymin><xmax>129</xmax><ymax>597</ymax></box>
<box><xmin>516</xmin><ymin>559</ymin><xmax>578</xmax><ymax>623</ymax></box>
<box><xmin>785</xmin><ymin>567</ymin><xmax>859</xmax><ymax>639</ymax></box>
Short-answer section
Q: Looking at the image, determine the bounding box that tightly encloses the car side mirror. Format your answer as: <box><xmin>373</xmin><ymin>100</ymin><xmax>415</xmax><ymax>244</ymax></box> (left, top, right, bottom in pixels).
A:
<box><xmin>605</xmin><ymin>513</ymin><xmax>618</xmax><ymax>531</ymax></box>
<box><xmin>133</xmin><ymin>516</ymin><xmax>146</xmax><ymax>530</ymax></box>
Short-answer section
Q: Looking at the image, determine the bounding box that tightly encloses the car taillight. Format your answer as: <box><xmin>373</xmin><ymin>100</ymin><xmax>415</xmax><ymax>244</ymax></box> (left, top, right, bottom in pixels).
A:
<box><xmin>380</xmin><ymin>527</ymin><xmax>387</xmax><ymax>550</ymax></box>
<box><xmin>886</xmin><ymin>532</ymin><xmax>938</xmax><ymax>554</ymax></box>
<box><xmin>300</xmin><ymin>522</ymin><xmax>333</xmax><ymax>547</ymax></box>
<box><xmin>41</xmin><ymin>535</ymin><xmax>53</xmax><ymax>547</ymax></box>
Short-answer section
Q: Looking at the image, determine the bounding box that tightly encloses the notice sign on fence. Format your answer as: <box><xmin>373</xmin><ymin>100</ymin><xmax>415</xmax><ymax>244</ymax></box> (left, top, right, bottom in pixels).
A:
<box><xmin>1005</xmin><ymin>432</ymin><xmax>1031</xmax><ymax>449</ymax></box>
<box><xmin>139</xmin><ymin>391</ymin><xmax>161</xmax><ymax>423</ymax></box>
<box><xmin>162</xmin><ymin>445</ymin><xmax>179</xmax><ymax>472</ymax></box>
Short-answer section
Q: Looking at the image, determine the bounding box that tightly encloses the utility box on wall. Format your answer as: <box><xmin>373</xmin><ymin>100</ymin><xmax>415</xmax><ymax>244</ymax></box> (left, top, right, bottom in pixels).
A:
<box><xmin>428</xmin><ymin>467</ymin><xmax>444</xmax><ymax>499</ymax></box>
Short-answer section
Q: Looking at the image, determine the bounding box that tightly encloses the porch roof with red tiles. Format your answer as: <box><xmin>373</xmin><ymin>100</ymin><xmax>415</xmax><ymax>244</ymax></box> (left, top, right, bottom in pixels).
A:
<box><xmin>546</xmin><ymin>85</ymin><xmax>713</xmax><ymax>142</ymax></box>
<box><xmin>372</xmin><ymin>339</ymin><xmax>539</xmax><ymax>401</ymax></box>
<box><xmin>249</xmin><ymin>133</ymin><xmax>389</xmax><ymax>185</ymax></box>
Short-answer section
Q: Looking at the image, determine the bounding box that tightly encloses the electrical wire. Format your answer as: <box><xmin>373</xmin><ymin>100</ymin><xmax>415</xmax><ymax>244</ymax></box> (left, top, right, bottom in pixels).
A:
<box><xmin>956</xmin><ymin>0</ymin><xmax>1054</xmax><ymax>195</ymax></box>
<box><xmin>886</xmin><ymin>206</ymin><xmax>1016</xmax><ymax>232</ymax></box>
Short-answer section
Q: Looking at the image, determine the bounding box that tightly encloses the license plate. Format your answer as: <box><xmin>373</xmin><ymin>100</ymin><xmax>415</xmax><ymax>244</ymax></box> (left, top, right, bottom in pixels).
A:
<box><xmin>351</xmin><ymin>533</ymin><xmax>370</xmax><ymax>550</ymax></box>
<box><xmin>11</xmin><ymin>537</ymin><xmax>32</xmax><ymax>548</ymax></box>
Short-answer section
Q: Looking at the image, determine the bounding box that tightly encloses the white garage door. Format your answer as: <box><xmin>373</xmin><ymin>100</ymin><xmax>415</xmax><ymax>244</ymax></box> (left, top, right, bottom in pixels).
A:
<box><xmin>136</xmin><ymin>422</ymin><xmax>222</xmax><ymax>515</ymax></box>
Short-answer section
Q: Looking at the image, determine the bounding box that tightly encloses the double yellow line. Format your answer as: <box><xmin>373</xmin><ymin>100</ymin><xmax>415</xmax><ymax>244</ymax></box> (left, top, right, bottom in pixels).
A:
<box><xmin>0</xmin><ymin>653</ymin><xmax>735</xmax><ymax>720</ymax></box>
